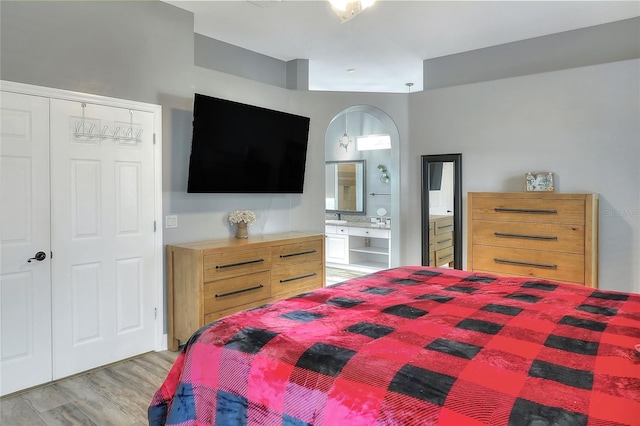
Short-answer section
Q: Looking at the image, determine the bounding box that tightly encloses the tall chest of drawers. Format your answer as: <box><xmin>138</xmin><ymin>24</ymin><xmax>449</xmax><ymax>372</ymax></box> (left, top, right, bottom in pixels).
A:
<box><xmin>166</xmin><ymin>232</ymin><xmax>325</xmax><ymax>351</ymax></box>
<box><xmin>467</xmin><ymin>192</ymin><xmax>598</xmax><ymax>288</ymax></box>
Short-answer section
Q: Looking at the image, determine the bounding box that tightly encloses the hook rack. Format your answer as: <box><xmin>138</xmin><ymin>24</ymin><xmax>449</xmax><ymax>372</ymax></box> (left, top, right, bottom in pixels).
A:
<box><xmin>74</xmin><ymin>103</ymin><xmax>143</xmax><ymax>144</ymax></box>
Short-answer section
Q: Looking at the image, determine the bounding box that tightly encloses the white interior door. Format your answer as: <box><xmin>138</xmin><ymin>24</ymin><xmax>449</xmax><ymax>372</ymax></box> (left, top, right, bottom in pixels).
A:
<box><xmin>0</xmin><ymin>91</ymin><xmax>52</xmax><ymax>395</ymax></box>
<box><xmin>49</xmin><ymin>99</ymin><xmax>156</xmax><ymax>379</ymax></box>
<box><xmin>429</xmin><ymin>162</ymin><xmax>454</xmax><ymax>215</ymax></box>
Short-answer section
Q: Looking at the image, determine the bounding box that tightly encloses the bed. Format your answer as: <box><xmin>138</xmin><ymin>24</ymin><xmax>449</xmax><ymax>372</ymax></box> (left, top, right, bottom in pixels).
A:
<box><xmin>149</xmin><ymin>266</ymin><xmax>640</xmax><ymax>425</ymax></box>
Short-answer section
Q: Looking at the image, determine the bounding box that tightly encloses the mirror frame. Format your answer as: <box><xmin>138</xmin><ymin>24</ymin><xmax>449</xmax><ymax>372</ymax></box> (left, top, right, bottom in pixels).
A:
<box><xmin>325</xmin><ymin>160</ymin><xmax>366</xmax><ymax>215</ymax></box>
<box><xmin>421</xmin><ymin>154</ymin><xmax>462</xmax><ymax>269</ymax></box>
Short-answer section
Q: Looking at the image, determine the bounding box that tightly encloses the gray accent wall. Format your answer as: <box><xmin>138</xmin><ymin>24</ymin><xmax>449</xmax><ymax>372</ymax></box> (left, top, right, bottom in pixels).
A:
<box><xmin>1</xmin><ymin>1</ymin><xmax>638</xmax><ymax>299</ymax></box>
<box><xmin>195</xmin><ymin>33</ymin><xmax>286</xmax><ymax>89</ymax></box>
<box><xmin>423</xmin><ymin>17</ymin><xmax>640</xmax><ymax>90</ymax></box>
<box><xmin>286</xmin><ymin>59</ymin><xmax>310</xmax><ymax>91</ymax></box>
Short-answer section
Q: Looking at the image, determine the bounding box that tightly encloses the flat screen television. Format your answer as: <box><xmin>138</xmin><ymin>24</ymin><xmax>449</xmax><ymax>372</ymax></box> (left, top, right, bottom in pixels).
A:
<box><xmin>429</xmin><ymin>162</ymin><xmax>443</xmax><ymax>190</ymax></box>
<box><xmin>187</xmin><ymin>94</ymin><xmax>311</xmax><ymax>193</ymax></box>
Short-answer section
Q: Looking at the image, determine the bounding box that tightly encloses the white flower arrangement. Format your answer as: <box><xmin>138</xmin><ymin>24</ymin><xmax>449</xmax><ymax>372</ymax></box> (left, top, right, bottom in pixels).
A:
<box><xmin>228</xmin><ymin>210</ymin><xmax>256</xmax><ymax>225</ymax></box>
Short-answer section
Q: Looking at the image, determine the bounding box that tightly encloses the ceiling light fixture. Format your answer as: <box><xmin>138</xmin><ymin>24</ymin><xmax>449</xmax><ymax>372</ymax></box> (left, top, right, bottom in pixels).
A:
<box><xmin>339</xmin><ymin>112</ymin><xmax>351</xmax><ymax>151</ymax></box>
<box><xmin>329</xmin><ymin>0</ymin><xmax>376</xmax><ymax>22</ymax></box>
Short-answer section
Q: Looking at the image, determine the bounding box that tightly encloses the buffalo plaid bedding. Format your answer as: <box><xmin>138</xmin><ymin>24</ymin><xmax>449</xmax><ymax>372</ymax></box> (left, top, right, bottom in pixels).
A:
<box><xmin>149</xmin><ymin>266</ymin><xmax>640</xmax><ymax>425</ymax></box>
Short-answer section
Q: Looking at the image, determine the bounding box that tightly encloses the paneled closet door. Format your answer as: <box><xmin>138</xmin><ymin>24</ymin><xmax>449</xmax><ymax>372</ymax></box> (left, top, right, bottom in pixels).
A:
<box><xmin>49</xmin><ymin>99</ymin><xmax>156</xmax><ymax>380</ymax></box>
<box><xmin>0</xmin><ymin>92</ymin><xmax>53</xmax><ymax>395</ymax></box>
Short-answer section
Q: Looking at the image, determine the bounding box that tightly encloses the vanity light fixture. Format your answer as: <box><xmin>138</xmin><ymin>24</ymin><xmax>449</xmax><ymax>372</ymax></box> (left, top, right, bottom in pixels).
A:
<box><xmin>329</xmin><ymin>0</ymin><xmax>376</xmax><ymax>22</ymax></box>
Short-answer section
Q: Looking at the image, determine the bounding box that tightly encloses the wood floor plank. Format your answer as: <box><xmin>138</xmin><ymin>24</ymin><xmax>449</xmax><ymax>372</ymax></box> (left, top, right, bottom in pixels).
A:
<box><xmin>19</xmin><ymin>383</ymin><xmax>69</xmax><ymax>413</ymax></box>
<box><xmin>101</xmin><ymin>360</ymin><xmax>162</xmax><ymax>398</ymax></box>
<box><xmin>130</xmin><ymin>354</ymin><xmax>176</xmax><ymax>380</ymax></box>
<box><xmin>0</xmin><ymin>396</ymin><xmax>47</xmax><ymax>426</ymax></box>
<box><xmin>154</xmin><ymin>349</ymin><xmax>181</xmax><ymax>364</ymax></box>
<box><xmin>53</xmin><ymin>375</ymin><xmax>139</xmax><ymax>425</ymax></box>
<box><xmin>35</xmin><ymin>403</ymin><xmax>97</xmax><ymax>426</ymax></box>
<box><xmin>84</xmin><ymin>368</ymin><xmax>150</xmax><ymax>419</ymax></box>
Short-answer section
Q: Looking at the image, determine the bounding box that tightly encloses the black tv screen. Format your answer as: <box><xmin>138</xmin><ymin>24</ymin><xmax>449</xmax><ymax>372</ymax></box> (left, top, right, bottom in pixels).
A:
<box><xmin>429</xmin><ymin>162</ymin><xmax>443</xmax><ymax>191</ymax></box>
<box><xmin>187</xmin><ymin>94</ymin><xmax>310</xmax><ymax>193</ymax></box>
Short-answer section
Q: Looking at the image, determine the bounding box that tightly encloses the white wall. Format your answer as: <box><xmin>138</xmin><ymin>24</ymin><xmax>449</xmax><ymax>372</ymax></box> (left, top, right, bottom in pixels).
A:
<box><xmin>407</xmin><ymin>59</ymin><xmax>640</xmax><ymax>293</ymax></box>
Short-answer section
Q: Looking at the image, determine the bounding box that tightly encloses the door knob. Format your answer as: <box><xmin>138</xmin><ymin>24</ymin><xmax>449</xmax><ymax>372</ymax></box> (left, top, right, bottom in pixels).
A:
<box><xmin>28</xmin><ymin>251</ymin><xmax>47</xmax><ymax>263</ymax></box>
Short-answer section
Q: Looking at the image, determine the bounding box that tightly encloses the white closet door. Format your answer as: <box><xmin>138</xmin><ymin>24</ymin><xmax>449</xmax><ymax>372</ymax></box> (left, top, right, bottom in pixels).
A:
<box><xmin>49</xmin><ymin>99</ymin><xmax>156</xmax><ymax>379</ymax></box>
<box><xmin>0</xmin><ymin>91</ymin><xmax>52</xmax><ymax>395</ymax></box>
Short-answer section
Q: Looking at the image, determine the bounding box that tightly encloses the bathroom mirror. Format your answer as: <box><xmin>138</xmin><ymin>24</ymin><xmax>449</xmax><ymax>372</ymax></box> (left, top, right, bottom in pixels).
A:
<box><xmin>325</xmin><ymin>160</ymin><xmax>366</xmax><ymax>214</ymax></box>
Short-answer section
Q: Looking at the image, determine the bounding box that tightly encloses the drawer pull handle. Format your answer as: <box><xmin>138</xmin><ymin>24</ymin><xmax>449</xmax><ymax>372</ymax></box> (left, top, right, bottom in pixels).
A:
<box><xmin>280</xmin><ymin>249</ymin><xmax>317</xmax><ymax>259</ymax></box>
<box><xmin>494</xmin><ymin>258</ymin><xmax>557</xmax><ymax>269</ymax></box>
<box><xmin>216</xmin><ymin>258</ymin><xmax>264</xmax><ymax>269</ymax></box>
<box><xmin>215</xmin><ymin>284</ymin><xmax>264</xmax><ymax>298</ymax></box>
<box><xmin>494</xmin><ymin>232</ymin><xmax>558</xmax><ymax>241</ymax></box>
<box><xmin>494</xmin><ymin>208</ymin><xmax>558</xmax><ymax>214</ymax></box>
<box><xmin>437</xmin><ymin>238</ymin><xmax>452</xmax><ymax>244</ymax></box>
<box><xmin>280</xmin><ymin>272</ymin><xmax>317</xmax><ymax>283</ymax></box>
<box><xmin>437</xmin><ymin>225</ymin><xmax>452</xmax><ymax>230</ymax></box>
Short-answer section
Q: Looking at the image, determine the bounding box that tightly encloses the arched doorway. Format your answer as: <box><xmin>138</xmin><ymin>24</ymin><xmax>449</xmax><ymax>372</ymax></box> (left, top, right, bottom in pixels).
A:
<box><xmin>324</xmin><ymin>106</ymin><xmax>400</xmax><ymax>280</ymax></box>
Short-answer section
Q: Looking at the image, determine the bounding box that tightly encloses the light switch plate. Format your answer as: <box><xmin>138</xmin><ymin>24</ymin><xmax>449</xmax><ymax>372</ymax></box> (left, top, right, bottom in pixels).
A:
<box><xmin>165</xmin><ymin>215</ymin><xmax>178</xmax><ymax>228</ymax></box>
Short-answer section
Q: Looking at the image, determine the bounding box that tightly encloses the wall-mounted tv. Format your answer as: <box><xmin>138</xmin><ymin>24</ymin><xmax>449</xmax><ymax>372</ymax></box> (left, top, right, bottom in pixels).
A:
<box><xmin>187</xmin><ymin>93</ymin><xmax>311</xmax><ymax>193</ymax></box>
<box><xmin>429</xmin><ymin>162</ymin><xmax>443</xmax><ymax>191</ymax></box>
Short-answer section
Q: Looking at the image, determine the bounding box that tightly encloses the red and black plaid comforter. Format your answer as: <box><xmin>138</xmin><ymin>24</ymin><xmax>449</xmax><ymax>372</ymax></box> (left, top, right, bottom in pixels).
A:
<box><xmin>149</xmin><ymin>266</ymin><xmax>640</xmax><ymax>425</ymax></box>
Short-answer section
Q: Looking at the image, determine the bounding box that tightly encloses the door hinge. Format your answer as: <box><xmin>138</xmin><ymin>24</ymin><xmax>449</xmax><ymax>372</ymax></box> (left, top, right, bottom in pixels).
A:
<box><xmin>154</xmin><ymin>220</ymin><xmax>157</xmax><ymax>232</ymax></box>
<box><xmin>154</xmin><ymin>307</ymin><xmax>157</xmax><ymax>319</ymax></box>
<box><xmin>51</xmin><ymin>251</ymin><xmax>54</xmax><ymax>259</ymax></box>
<box><xmin>153</xmin><ymin>133</ymin><xmax>156</xmax><ymax>145</ymax></box>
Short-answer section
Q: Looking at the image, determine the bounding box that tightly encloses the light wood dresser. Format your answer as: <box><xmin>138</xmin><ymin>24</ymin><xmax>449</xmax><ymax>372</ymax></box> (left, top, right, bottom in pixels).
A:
<box><xmin>428</xmin><ymin>215</ymin><xmax>454</xmax><ymax>267</ymax></box>
<box><xmin>467</xmin><ymin>192</ymin><xmax>598</xmax><ymax>288</ymax></box>
<box><xmin>166</xmin><ymin>232</ymin><xmax>325</xmax><ymax>351</ymax></box>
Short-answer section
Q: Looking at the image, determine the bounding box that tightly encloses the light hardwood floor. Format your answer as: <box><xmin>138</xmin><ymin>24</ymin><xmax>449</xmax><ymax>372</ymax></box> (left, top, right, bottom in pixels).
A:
<box><xmin>0</xmin><ymin>350</ymin><xmax>179</xmax><ymax>426</ymax></box>
<box><xmin>325</xmin><ymin>266</ymin><xmax>370</xmax><ymax>286</ymax></box>
<box><xmin>1</xmin><ymin>269</ymin><xmax>365</xmax><ymax>425</ymax></box>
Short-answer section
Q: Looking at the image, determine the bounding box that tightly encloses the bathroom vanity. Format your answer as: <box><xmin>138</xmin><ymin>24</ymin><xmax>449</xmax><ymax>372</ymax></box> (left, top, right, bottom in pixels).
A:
<box><xmin>325</xmin><ymin>221</ymin><xmax>391</xmax><ymax>272</ymax></box>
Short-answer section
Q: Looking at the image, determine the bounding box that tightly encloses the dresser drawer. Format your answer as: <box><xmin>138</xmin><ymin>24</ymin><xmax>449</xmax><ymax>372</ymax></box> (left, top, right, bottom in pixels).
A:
<box><xmin>433</xmin><ymin>216</ymin><xmax>454</xmax><ymax>235</ymax></box>
<box><xmin>433</xmin><ymin>232</ymin><xmax>453</xmax><ymax>251</ymax></box>
<box><xmin>203</xmin><ymin>247</ymin><xmax>271</xmax><ymax>282</ymax></box>
<box><xmin>349</xmin><ymin>227</ymin><xmax>390</xmax><ymax>238</ymax></box>
<box><xmin>271</xmin><ymin>261</ymin><xmax>323</xmax><ymax>296</ymax></box>
<box><xmin>271</xmin><ymin>239</ymin><xmax>323</xmax><ymax>268</ymax></box>
<box><xmin>203</xmin><ymin>271</ymin><xmax>271</xmax><ymax>314</ymax></box>
<box><xmin>472</xmin><ymin>198</ymin><xmax>585</xmax><ymax>224</ymax></box>
<box><xmin>435</xmin><ymin>246</ymin><xmax>454</xmax><ymax>266</ymax></box>
<box><xmin>472</xmin><ymin>220</ymin><xmax>585</xmax><ymax>254</ymax></box>
<box><xmin>472</xmin><ymin>245</ymin><xmax>584</xmax><ymax>284</ymax></box>
<box><xmin>204</xmin><ymin>298</ymin><xmax>271</xmax><ymax>324</ymax></box>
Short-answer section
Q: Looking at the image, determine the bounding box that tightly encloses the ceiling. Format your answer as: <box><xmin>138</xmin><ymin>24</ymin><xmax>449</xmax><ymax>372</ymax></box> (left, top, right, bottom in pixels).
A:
<box><xmin>165</xmin><ymin>0</ymin><xmax>640</xmax><ymax>93</ymax></box>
